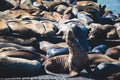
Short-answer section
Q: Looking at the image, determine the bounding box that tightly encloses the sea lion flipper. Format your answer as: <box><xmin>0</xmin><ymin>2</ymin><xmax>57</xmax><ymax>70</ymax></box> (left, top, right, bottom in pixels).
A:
<box><xmin>69</xmin><ymin>65</ymin><xmax>79</xmax><ymax>77</ymax></box>
<box><xmin>69</xmin><ymin>70</ymin><xmax>79</xmax><ymax>77</ymax></box>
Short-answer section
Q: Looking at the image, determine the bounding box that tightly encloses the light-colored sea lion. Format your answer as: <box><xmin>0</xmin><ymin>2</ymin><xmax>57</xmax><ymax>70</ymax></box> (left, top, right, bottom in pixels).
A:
<box><xmin>0</xmin><ymin>47</ymin><xmax>18</xmax><ymax>53</ymax></box>
<box><xmin>114</xmin><ymin>22</ymin><xmax>120</xmax><ymax>38</ymax></box>
<box><xmin>0</xmin><ymin>19</ymin><xmax>9</xmax><ymax>35</ymax></box>
<box><xmin>0</xmin><ymin>11</ymin><xmax>15</xmax><ymax>20</ymax></box>
<box><xmin>0</xmin><ymin>56</ymin><xmax>42</xmax><ymax>77</ymax></box>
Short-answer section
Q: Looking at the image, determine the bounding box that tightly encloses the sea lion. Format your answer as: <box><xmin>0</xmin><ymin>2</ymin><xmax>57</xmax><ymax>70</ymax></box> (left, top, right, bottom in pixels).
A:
<box><xmin>66</xmin><ymin>27</ymin><xmax>92</xmax><ymax>77</ymax></box>
<box><xmin>107</xmin><ymin>72</ymin><xmax>120</xmax><ymax>80</ymax></box>
<box><xmin>0</xmin><ymin>0</ymin><xmax>14</xmax><ymax>11</ymax></box>
<box><xmin>88</xmin><ymin>53</ymin><xmax>118</xmax><ymax>67</ymax></box>
<box><xmin>88</xmin><ymin>23</ymin><xmax>114</xmax><ymax>47</ymax></box>
<box><xmin>105</xmin><ymin>46</ymin><xmax>120</xmax><ymax>60</ymax></box>
<box><xmin>0</xmin><ymin>56</ymin><xmax>42</xmax><ymax>77</ymax></box>
<box><xmin>91</xmin><ymin>44</ymin><xmax>108</xmax><ymax>53</ymax></box>
<box><xmin>46</xmin><ymin>47</ymin><xmax>68</xmax><ymax>58</ymax></box>
<box><xmin>58</xmin><ymin>19</ymin><xmax>90</xmax><ymax>51</ymax></box>
<box><xmin>88</xmin><ymin>8</ymin><xmax>115</xmax><ymax>25</ymax></box>
<box><xmin>0</xmin><ymin>50</ymin><xmax>45</xmax><ymax>61</ymax></box>
<box><xmin>93</xmin><ymin>62</ymin><xmax>120</xmax><ymax>77</ymax></box>
<box><xmin>43</xmin><ymin>26</ymin><xmax>92</xmax><ymax>77</ymax></box>
<box><xmin>39</xmin><ymin>41</ymin><xmax>68</xmax><ymax>58</ymax></box>
<box><xmin>0</xmin><ymin>19</ymin><xmax>9</xmax><ymax>35</ymax></box>
<box><xmin>43</xmin><ymin>54</ymin><xmax>69</xmax><ymax>75</ymax></box>
<box><xmin>114</xmin><ymin>22</ymin><xmax>120</xmax><ymax>38</ymax></box>
<box><xmin>0</xmin><ymin>42</ymin><xmax>39</xmax><ymax>53</ymax></box>
<box><xmin>7</xmin><ymin>20</ymin><xmax>58</xmax><ymax>38</ymax></box>
<box><xmin>0</xmin><ymin>36</ymin><xmax>38</xmax><ymax>47</ymax></box>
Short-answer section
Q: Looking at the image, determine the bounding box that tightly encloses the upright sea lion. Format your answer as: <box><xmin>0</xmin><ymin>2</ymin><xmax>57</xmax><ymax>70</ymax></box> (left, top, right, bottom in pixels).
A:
<box><xmin>66</xmin><ymin>27</ymin><xmax>92</xmax><ymax>77</ymax></box>
<box><xmin>43</xmin><ymin>26</ymin><xmax>92</xmax><ymax>77</ymax></box>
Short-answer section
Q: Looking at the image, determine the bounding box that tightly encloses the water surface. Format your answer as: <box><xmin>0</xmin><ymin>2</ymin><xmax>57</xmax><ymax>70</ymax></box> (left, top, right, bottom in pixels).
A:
<box><xmin>98</xmin><ymin>0</ymin><xmax>120</xmax><ymax>14</ymax></box>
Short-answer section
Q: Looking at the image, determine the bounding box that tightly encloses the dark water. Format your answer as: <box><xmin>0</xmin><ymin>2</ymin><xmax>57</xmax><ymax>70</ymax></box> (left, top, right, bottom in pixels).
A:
<box><xmin>98</xmin><ymin>0</ymin><xmax>120</xmax><ymax>14</ymax></box>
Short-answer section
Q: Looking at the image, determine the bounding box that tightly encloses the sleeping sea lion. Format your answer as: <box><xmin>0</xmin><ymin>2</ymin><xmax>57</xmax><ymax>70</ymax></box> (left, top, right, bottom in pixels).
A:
<box><xmin>88</xmin><ymin>52</ymin><xmax>119</xmax><ymax>67</ymax></box>
<box><xmin>0</xmin><ymin>56</ymin><xmax>42</xmax><ymax>77</ymax></box>
<box><xmin>105</xmin><ymin>46</ymin><xmax>120</xmax><ymax>60</ymax></box>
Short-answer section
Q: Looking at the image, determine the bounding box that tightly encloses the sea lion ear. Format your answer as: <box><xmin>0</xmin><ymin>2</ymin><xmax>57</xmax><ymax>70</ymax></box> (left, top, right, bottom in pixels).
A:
<box><xmin>103</xmin><ymin>5</ymin><xmax>106</xmax><ymax>10</ymax></box>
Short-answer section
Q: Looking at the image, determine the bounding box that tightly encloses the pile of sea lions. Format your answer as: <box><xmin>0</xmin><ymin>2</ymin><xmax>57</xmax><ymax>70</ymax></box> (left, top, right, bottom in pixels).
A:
<box><xmin>0</xmin><ymin>0</ymin><xmax>120</xmax><ymax>79</ymax></box>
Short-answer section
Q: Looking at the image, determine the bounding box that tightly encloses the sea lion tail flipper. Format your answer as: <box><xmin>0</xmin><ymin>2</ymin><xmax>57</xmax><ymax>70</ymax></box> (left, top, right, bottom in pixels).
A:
<box><xmin>44</xmin><ymin>64</ymin><xmax>59</xmax><ymax>76</ymax></box>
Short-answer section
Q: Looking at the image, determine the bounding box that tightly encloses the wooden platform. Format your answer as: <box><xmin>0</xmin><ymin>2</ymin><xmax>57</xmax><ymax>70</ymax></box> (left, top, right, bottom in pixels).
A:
<box><xmin>0</xmin><ymin>71</ymin><xmax>108</xmax><ymax>80</ymax></box>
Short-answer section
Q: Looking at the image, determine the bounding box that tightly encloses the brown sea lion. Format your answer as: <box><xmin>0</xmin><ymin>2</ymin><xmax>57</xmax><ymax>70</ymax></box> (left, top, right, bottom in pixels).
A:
<box><xmin>43</xmin><ymin>54</ymin><xmax>69</xmax><ymax>75</ymax></box>
<box><xmin>43</xmin><ymin>27</ymin><xmax>92</xmax><ymax>77</ymax></box>
<box><xmin>105</xmin><ymin>46</ymin><xmax>120</xmax><ymax>60</ymax></box>
<box><xmin>7</xmin><ymin>20</ymin><xmax>58</xmax><ymax>38</ymax></box>
<box><xmin>66</xmin><ymin>28</ymin><xmax>92</xmax><ymax>77</ymax></box>
<box><xmin>88</xmin><ymin>53</ymin><xmax>118</xmax><ymax>67</ymax></box>
<box><xmin>22</xmin><ymin>20</ymin><xmax>58</xmax><ymax>37</ymax></box>
<box><xmin>88</xmin><ymin>23</ymin><xmax>115</xmax><ymax>47</ymax></box>
<box><xmin>0</xmin><ymin>42</ymin><xmax>39</xmax><ymax>53</ymax></box>
<box><xmin>0</xmin><ymin>56</ymin><xmax>42</xmax><ymax>77</ymax></box>
<box><xmin>107</xmin><ymin>72</ymin><xmax>120</xmax><ymax>80</ymax></box>
<box><xmin>0</xmin><ymin>36</ymin><xmax>38</xmax><ymax>47</ymax></box>
<box><xmin>114</xmin><ymin>22</ymin><xmax>120</xmax><ymax>38</ymax></box>
<box><xmin>0</xmin><ymin>19</ymin><xmax>9</xmax><ymax>35</ymax></box>
<box><xmin>0</xmin><ymin>50</ymin><xmax>45</xmax><ymax>61</ymax></box>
